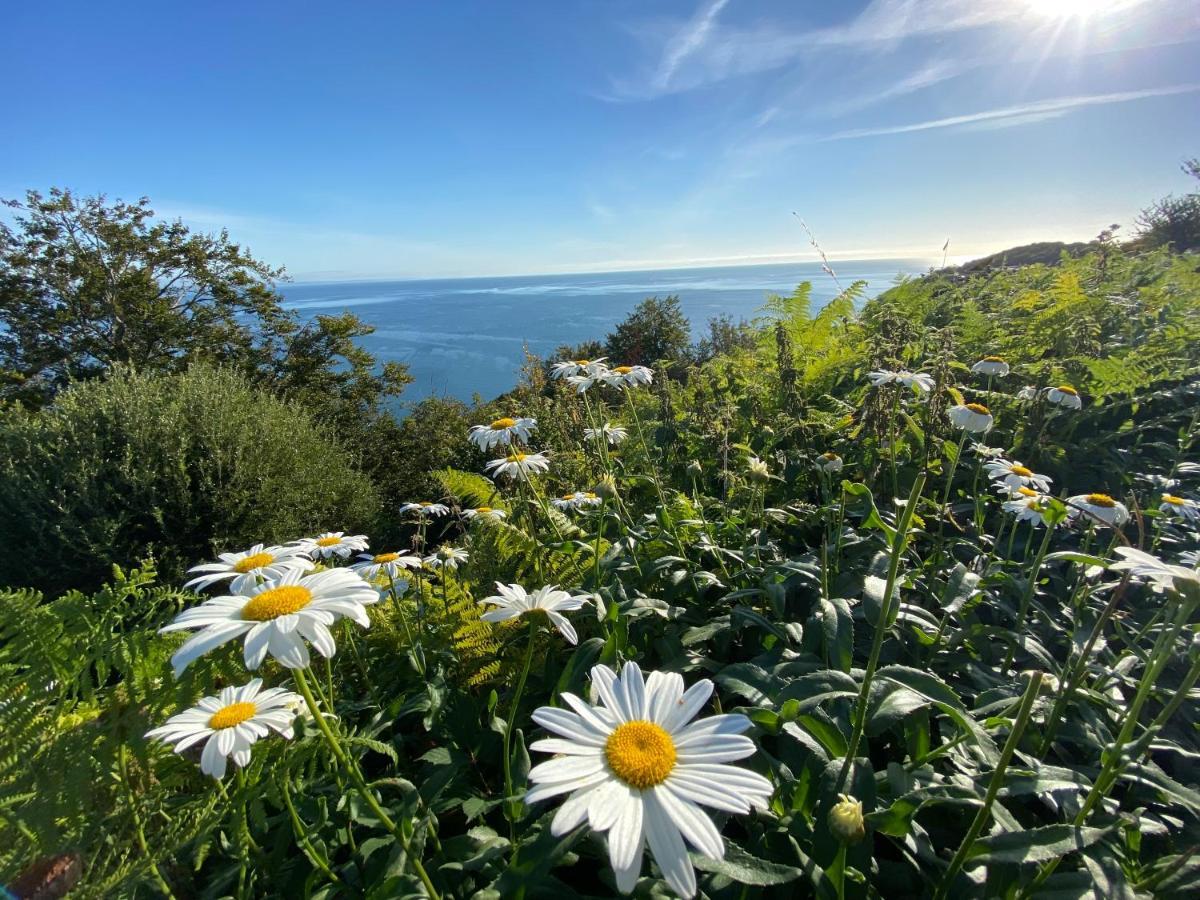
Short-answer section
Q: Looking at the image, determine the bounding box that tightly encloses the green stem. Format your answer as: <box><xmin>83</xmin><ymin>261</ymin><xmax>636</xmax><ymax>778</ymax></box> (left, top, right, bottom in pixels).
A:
<box><xmin>1002</xmin><ymin>524</ymin><xmax>1056</xmax><ymax>672</ymax></box>
<box><xmin>279</xmin><ymin>774</ymin><xmax>341</xmax><ymax>884</ymax></box>
<box><xmin>934</xmin><ymin>673</ymin><xmax>1042</xmax><ymax>900</ymax></box>
<box><xmin>292</xmin><ymin>669</ymin><xmax>441</xmax><ymax>899</ymax></box>
<box><xmin>503</xmin><ymin>620</ymin><xmax>539</xmax><ymax>846</ymax></box>
<box><xmin>119</xmin><ymin>744</ymin><xmax>177</xmax><ymax>899</ymax></box>
<box><xmin>836</xmin><ymin>474</ymin><xmax>925</xmax><ymax>792</ymax></box>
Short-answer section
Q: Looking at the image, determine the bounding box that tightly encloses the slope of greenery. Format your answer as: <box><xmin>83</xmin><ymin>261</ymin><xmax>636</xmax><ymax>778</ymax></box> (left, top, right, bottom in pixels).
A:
<box><xmin>1</xmin><ymin>232</ymin><xmax>1198</xmax><ymax>899</ymax></box>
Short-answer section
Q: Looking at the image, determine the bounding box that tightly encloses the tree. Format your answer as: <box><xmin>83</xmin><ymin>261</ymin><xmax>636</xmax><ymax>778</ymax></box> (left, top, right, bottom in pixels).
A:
<box><xmin>0</xmin><ymin>188</ymin><xmax>410</xmax><ymax>414</ymax></box>
<box><xmin>604</xmin><ymin>295</ymin><xmax>691</xmax><ymax>369</ymax></box>
<box><xmin>1134</xmin><ymin>159</ymin><xmax>1200</xmax><ymax>253</ymax></box>
<box><xmin>693</xmin><ymin>314</ymin><xmax>756</xmax><ymax>363</ymax></box>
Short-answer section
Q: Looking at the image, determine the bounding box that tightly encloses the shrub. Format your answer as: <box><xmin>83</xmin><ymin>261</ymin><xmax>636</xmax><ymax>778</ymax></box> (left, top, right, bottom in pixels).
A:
<box><xmin>0</xmin><ymin>365</ymin><xmax>379</xmax><ymax>595</ymax></box>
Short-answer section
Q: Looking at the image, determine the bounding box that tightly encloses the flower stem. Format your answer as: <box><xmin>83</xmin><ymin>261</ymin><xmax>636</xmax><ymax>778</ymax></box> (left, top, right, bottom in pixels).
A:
<box><xmin>502</xmin><ymin>620</ymin><xmax>539</xmax><ymax>845</ymax></box>
<box><xmin>292</xmin><ymin>668</ymin><xmax>440</xmax><ymax>899</ymax></box>
<box><xmin>836</xmin><ymin>474</ymin><xmax>925</xmax><ymax>792</ymax></box>
<box><xmin>1002</xmin><ymin>524</ymin><xmax>1056</xmax><ymax>671</ymax></box>
<box><xmin>934</xmin><ymin>672</ymin><xmax>1042</xmax><ymax>900</ymax></box>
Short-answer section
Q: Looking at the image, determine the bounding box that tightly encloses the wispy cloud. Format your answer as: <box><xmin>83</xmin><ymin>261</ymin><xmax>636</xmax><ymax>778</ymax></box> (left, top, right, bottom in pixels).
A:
<box><xmin>816</xmin><ymin>83</ymin><xmax>1200</xmax><ymax>141</ymax></box>
<box><xmin>651</xmin><ymin>0</ymin><xmax>731</xmax><ymax>94</ymax></box>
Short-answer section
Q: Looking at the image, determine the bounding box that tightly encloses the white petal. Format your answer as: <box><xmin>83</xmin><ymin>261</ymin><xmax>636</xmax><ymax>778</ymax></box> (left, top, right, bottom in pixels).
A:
<box><xmin>645</xmin><ymin>671</ymin><xmax>684</xmax><ymax>726</ymax></box>
<box><xmin>643</xmin><ymin>789</ymin><xmax>697</xmax><ymax>898</ymax></box>
<box><xmin>529</xmin><ymin>738</ymin><xmax>604</xmax><ymax>756</ymax></box>
<box><xmin>559</xmin><ymin>693</ymin><xmax>619</xmax><ymax>737</ymax></box>
<box><xmin>548</xmin><ymin>612</ymin><xmax>578</xmax><ymax>645</ymax></box>
<box><xmin>607</xmin><ymin>790</ymin><xmax>645</xmax><ymax>893</ymax></box>
<box><xmin>171</xmin><ymin>622</ymin><xmax>251</xmax><ymax>675</ymax></box>
<box><xmin>525</xmin><ymin>769</ymin><xmax>608</xmax><ymax>805</ymax></box>
<box><xmin>243</xmin><ymin>623</ymin><xmax>272</xmax><ymax>669</ymax></box>
<box><xmin>588</xmin><ymin>777</ymin><xmax>631</xmax><ymax>832</ymax></box>
<box><xmin>528</xmin><ymin>755</ymin><xmax>606</xmax><ymax>785</ymax></box>
<box><xmin>591</xmin><ymin>666</ymin><xmax>630</xmax><ymax>722</ymax></box>
<box><xmin>661</xmin><ymin>679</ymin><xmax>714</xmax><ymax>733</ymax></box>
<box><xmin>619</xmin><ymin>662</ymin><xmax>646</xmax><ymax>721</ymax></box>
<box><xmin>268</xmin><ymin>629</ymin><xmax>311</xmax><ymax>669</ymax></box>
<box><xmin>656</xmin><ymin>784</ymin><xmax>725</xmax><ymax>860</ymax></box>
<box><xmin>200</xmin><ymin>735</ymin><xmax>228</xmax><ymax>779</ymax></box>
<box><xmin>532</xmin><ymin>705</ymin><xmax>610</xmax><ymax>745</ymax></box>
<box><xmin>550</xmin><ymin>787</ymin><xmax>596</xmax><ymax>836</ymax></box>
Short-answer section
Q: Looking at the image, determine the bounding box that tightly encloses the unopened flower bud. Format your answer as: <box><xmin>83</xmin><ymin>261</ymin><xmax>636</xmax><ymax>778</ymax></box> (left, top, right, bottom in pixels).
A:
<box><xmin>747</xmin><ymin>455</ymin><xmax>771</xmax><ymax>484</ymax></box>
<box><xmin>687</xmin><ymin>460</ymin><xmax>703</xmax><ymax>477</ymax></box>
<box><xmin>593</xmin><ymin>474</ymin><xmax>619</xmax><ymax>499</ymax></box>
<box><xmin>828</xmin><ymin>794</ymin><xmax>866</xmax><ymax>845</ymax></box>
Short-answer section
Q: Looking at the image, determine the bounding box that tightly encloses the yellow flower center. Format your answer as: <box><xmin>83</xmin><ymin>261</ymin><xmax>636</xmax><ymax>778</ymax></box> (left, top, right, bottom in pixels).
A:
<box><xmin>604</xmin><ymin>721</ymin><xmax>677</xmax><ymax>789</ymax></box>
<box><xmin>242</xmin><ymin>585</ymin><xmax>313</xmax><ymax>621</ymax></box>
<box><xmin>233</xmin><ymin>552</ymin><xmax>274</xmax><ymax>574</ymax></box>
<box><xmin>491</xmin><ymin>417</ymin><xmax>517</xmax><ymax>429</ymax></box>
<box><xmin>984</xmin><ymin>356</ymin><xmax>1005</xmax><ymax>362</ymax></box>
<box><xmin>614</xmin><ymin>366</ymin><xmax>633</xmax><ymax>374</ymax></box>
<box><xmin>1017</xmin><ymin>486</ymin><xmax>1038</xmax><ymax>498</ymax></box>
<box><xmin>1056</xmin><ymin>385</ymin><xmax>1078</xmax><ymax>395</ymax></box>
<box><xmin>208</xmin><ymin>702</ymin><xmax>257</xmax><ymax>730</ymax></box>
<box><xmin>506</xmin><ymin>453</ymin><xmax>528</xmax><ymax>463</ymax></box>
<box><xmin>475</xmin><ymin>506</ymin><xmax>493</xmax><ymax>513</ymax></box>
<box><xmin>582</xmin><ymin>492</ymin><xmax>598</xmax><ymax>500</ymax></box>
<box><xmin>315</xmin><ymin>536</ymin><xmax>342</xmax><ymax>547</ymax></box>
<box><xmin>1086</xmin><ymin>493</ymin><xmax>1116</xmax><ymax>508</ymax></box>
<box><xmin>1026</xmin><ymin>500</ymin><xmax>1041</xmax><ymax>510</ymax></box>
<box><xmin>562</xmin><ymin>493</ymin><xmax>576</xmax><ymax>501</ymax></box>
<box><xmin>573</xmin><ymin>359</ymin><xmax>590</xmax><ymax>366</ymax></box>
<box><xmin>965</xmin><ymin>403</ymin><xmax>990</xmax><ymax>415</ymax></box>
<box><xmin>1010</xmin><ymin>465</ymin><xmax>1034</xmax><ymax>477</ymax></box>
<box><xmin>822</xmin><ymin>452</ymin><xmax>839</xmax><ymax>460</ymax></box>
<box><xmin>373</xmin><ymin>552</ymin><xmax>400</xmax><ymax>563</ymax></box>
<box><xmin>1162</xmin><ymin>494</ymin><xmax>1185</xmax><ymax>506</ymax></box>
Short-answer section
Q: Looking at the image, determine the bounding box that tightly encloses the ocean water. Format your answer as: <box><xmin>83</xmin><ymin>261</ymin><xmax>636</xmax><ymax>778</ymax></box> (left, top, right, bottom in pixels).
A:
<box><xmin>280</xmin><ymin>259</ymin><xmax>933</xmax><ymax>405</ymax></box>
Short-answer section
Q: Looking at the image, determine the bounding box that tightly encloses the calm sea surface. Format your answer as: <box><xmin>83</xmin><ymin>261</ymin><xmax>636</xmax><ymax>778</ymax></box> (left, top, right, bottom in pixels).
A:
<box><xmin>280</xmin><ymin>260</ymin><xmax>933</xmax><ymax>405</ymax></box>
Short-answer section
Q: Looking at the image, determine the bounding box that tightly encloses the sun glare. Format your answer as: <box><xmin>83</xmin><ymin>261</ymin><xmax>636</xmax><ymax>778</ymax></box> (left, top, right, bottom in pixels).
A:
<box><xmin>1024</xmin><ymin>0</ymin><xmax>1143</xmax><ymax>19</ymax></box>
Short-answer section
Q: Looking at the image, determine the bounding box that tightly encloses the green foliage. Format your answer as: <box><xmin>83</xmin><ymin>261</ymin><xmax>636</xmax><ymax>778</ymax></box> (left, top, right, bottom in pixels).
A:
<box><xmin>0</xmin><ymin>365</ymin><xmax>378</xmax><ymax>594</ymax></box>
<box><xmin>1134</xmin><ymin>158</ymin><xmax>1200</xmax><ymax>252</ymax></box>
<box><xmin>604</xmin><ymin>294</ymin><xmax>692</xmax><ymax>369</ymax></box>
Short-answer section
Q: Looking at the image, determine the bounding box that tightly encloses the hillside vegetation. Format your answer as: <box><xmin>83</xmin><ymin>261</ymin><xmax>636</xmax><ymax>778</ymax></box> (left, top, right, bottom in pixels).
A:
<box><xmin>1</xmin><ymin>184</ymin><xmax>1199</xmax><ymax>898</ymax></box>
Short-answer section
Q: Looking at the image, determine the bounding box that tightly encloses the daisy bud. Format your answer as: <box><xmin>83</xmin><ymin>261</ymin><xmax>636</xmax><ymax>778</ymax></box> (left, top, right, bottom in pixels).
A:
<box><xmin>747</xmin><ymin>455</ymin><xmax>771</xmax><ymax>484</ymax></box>
<box><xmin>687</xmin><ymin>459</ymin><xmax>703</xmax><ymax>477</ymax></box>
<box><xmin>593</xmin><ymin>474</ymin><xmax>619</xmax><ymax>499</ymax></box>
<box><xmin>828</xmin><ymin>794</ymin><xmax>866</xmax><ymax>845</ymax></box>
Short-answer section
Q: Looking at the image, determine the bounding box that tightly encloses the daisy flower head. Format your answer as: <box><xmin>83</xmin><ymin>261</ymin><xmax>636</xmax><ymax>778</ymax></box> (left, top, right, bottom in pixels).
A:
<box><xmin>585</xmin><ymin>422</ymin><xmax>629</xmax><ymax>446</ymax></box>
<box><xmin>818</xmin><ymin>451</ymin><xmax>844</xmax><ymax>474</ymax></box>
<box><xmin>146</xmin><ymin>678</ymin><xmax>301</xmax><ymax>779</ymax></box>
<box><xmin>1067</xmin><ymin>493</ymin><xmax>1130</xmax><ymax>528</ymax></box>
<box><xmin>947</xmin><ymin>402</ymin><xmax>994</xmax><ymax>433</ymax></box>
<box><xmin>479</xmin><ymin>583</ymin><xmax>588</xmax><ymax>644</ymax></box>
<box><xmin>553</xmin><ymin>490</ymin><xmax>604</xmax><ymax>511</ymax></box>
<box><xmin>1160</xmin><ymin>494</ymin><xmax>1200</xmax><ymax>522</ymax></box>
<box><xmin>868</xmin><ymin>369</ymin><xmax>936</xmax><ymax>395</ymax></box>
<box><xmin>746</xmin><ymin>455</ymin><xmax>772</xmax><ymax>483</ymax></box>
<box><xmin>1046</xmin><ymin>385</ymin><xmax>1083</xmax><ymax>409</ymax></box>
<box><xmin>526</xmin><ymin>662</ymin><xmax>774</xmax><ymax>898</ymax></box>
<box><xmin>160</xmin><ymin>568</ymin><xmax>379</xmax><ymax>675</ymax></box>
<box><xmin>298</xmin><ymin>532</ymin><xmax>369</xmax><ymax>560</ymax></box>
<box><xmin>184</xmin><ymin>543</ymin><xmax>314</xmax><ymax>594</ymax></box>
<box><xmin>602</xmin><ymin>364</ymin><xmax>654</xmax><ymax>389</ymax></box>
<box><xmin>468</xmin><ymin>416</ymin><xmax>537</xmax><ymax>451</ymax></box>
<box><xmin>485</xmin><ymin>450</ymin><xmax>551</xmax><ymax>481</ymax></box>
<box><xmin>399</xmin><ymin>501</ymin><xmax>451</xmax><ymax>519</ymax></box>
<box><xmin>424</xmin><ymin>545</ymin><xmax>469</xmax><ymax>571</ymax></box>
<box><xmin>1003</xmin><ymin>489</ymin><xmax>1053</xmax><ymax>526</ymax></box>
<box><xmin>1017</xmin><ymin>385</ymin><xmax>1039</xmax><ymax>401</ymax></box>
<box><xmin>552</xmin><ymin>357</ymin><xmax>608</xmax><ymax>380</ymax></box>
<box><xmin>1110</xmin><ymin>547</ymin><xmax>1200</xmax><ymax>600</ymax></box>
<box><xmin>985</xmin><ymin>460</ymin><xmax>1053</xmax><ymax>494</ymax></box>
<box><xmin>971</xmin><ymin>356</ymin><xmax>1010</xmax><ymax>377</ymax></box>
<box><xmin>463</xmin><ymin>505</ymin><xmax>507</xmax><ymax>521</ymax></box>
<box><xmin>351</xmin><ymin>551</ymin><xmax>422</xmax><ymax>580</ymax></box>
<box><xmin>969</xmin><ymin>442</ymin><xmax>1007</xmax><ymax>459</ymax></box>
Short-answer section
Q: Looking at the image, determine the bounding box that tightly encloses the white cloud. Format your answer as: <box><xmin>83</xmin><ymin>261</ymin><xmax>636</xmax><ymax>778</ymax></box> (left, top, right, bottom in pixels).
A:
<box><xmin>816</xmin><ymin>83</ymin><xmax>1200</xmax><ymax>141</ymax></box>
<box><xmin>652</xmin><ymin>0</ymin><xmax>731</xmax><ymax>94</ymax></box>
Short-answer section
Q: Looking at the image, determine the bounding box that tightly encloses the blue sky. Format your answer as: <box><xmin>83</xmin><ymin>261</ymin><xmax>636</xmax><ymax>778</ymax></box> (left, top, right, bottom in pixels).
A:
<box><xmin>2</xmin><ymin>0</ymin><xmax>1198</xmax><ymax>279</ymax></box>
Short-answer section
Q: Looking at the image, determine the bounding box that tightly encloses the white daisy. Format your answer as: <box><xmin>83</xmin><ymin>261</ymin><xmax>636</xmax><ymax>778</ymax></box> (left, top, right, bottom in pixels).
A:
<box><xmin>817</xmin><ymin>452</ymin><xmax>844</xmax><ymax>473</ymax></box>
<box><xmin>463</xmin><ymin>506</ymin><xmax>508</xmax><ymax>521</ymax></box>
<box><xmin>160</xmin><ymin>568</ymin><xmax>379</xmax><ymax>675</ymax></box>
<box><xmin>601</xmin><ymin>365</ymin><xmax>654</xmax><ymax>389</ymax></box>
<box><xmin>479</xmin><ymin>583</ymin><xmax>588</xmax><ymax>644</ymax></box>
<box><xmin>351</xmin><ymin>551</ymin><xmax>422</xmax><ymax>580</ymax></box>
<box><xmin>1066</xmin><ymin>493</ymin><xmax>1130</xmax><ymax>527</ymax></box>
<box><xmin>947</xmin><ymin>403</ymin><xmax>994</xmax><ymax>433</ymax></box>
<box><xmin>746</xmin><ymin>455</ymin><xmax>772</xmax><ymax>483</ymax></box>
<box><xmin>526</xmin><ymin>662</ymin><xmax>773</xmax><ymax>899</ymax></box>
<box><xmin>566</xmin><ymin>370</ymin><xmax>608</xmax><ymax>393</ymax></box>
<box><xmin>468</xmin><ymin>416</ymin><xmax>537</xmax><ymax>451</ymax></box>
<box><xmin>1110</xmin><ymin>547</ymin><xmax>1200</xmax><ymax>596</ymax></box>
<box><xmin>1160</xmin><ymin>494</ymin><xmax>1200</xmax><ymax>523</ymax></box>
<box><xmin>424</xmin><ymin>546</ymin><xmax>469</xmax><ymax>571</ymax></box>
<box><xmin>985</xmin><ymin>460</ymin><xmax>1053</xmax><ymax>494</ymax></box>
<box><xmin>1003</xmin><ymin>489</ymin><xmax>1053</xmax><ymax>526</ymax></box>
<box><xmin>1016</xmin><ymin>385</ymin><xmax>1039</xmax><ymax>401</ymax></box>
<box><xmin>1046</xmin><ymin>385</ymin><xmax>1083</xmax><ymax>409</ymax></box>
<box><xmin>971</xmin><ymin>357</ymin><xmax>1010</xmax><ymax>377</ymax></box>
<box><xmin>553</xmin><ymin>491</ymin><xmax>603</xmax><ymax>511</ymax></box>
<box><xmin>184</xmin><ymin>543</ymin><xmax>314</xmax><ymax>594</ymax></box>
<box><xmin>552</xmin><ymin>357</ymin><xmax>608</xmax><ymax>379</ymax></box>
<box><xmin>399</xmin><ymin>501</ymin><xmax>451</xmax><ymax>518</ymax></box>
<box><xmin>297</xmin><ymin>532</ymin><xmax>369</xmax><ymax>560</ymax></box>
<box><xmin>146</xmin><ymin>678</ymin><xmax>300</xmax><ymax>779</ymax></box>
<box><xmin>485</xmin><ymin>451</ymin><xmax>551</xmax><ymax>480</ymax></box>
<box><xmin>867</xmin><ymin>369</ymin><xmax>935</xmax><ymax>394</ymax></box>
<box><xmin>585</xmin><ymin>422</ymin><xmax>629</xmax><ymax>446</ymax></box>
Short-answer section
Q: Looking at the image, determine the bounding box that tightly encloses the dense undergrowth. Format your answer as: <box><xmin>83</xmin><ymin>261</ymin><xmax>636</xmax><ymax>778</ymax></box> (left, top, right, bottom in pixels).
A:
<box><xmin>2</xmin><ymin>240</ymin><xmax>1199</xmax><ymax>898</ymax></box>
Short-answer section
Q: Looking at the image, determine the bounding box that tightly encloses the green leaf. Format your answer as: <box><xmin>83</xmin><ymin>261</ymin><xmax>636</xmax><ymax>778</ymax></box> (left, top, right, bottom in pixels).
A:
<box><xmin>964</xmin><ymin>824</ymin><xmax>1110</xmax><ymax>867</ymax></box>
<box><xmin>876</xmin><ymin>665</ymin><xmax>998</xmax><ymax>762</ymax></box>
<box><xmin>691</xmin><ymin>841</ymin><xmax>804</xmax><ymax>885</ymax></box>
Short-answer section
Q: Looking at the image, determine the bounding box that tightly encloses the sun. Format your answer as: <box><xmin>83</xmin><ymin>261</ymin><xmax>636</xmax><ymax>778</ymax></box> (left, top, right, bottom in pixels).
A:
<box><xmin>1023</xmin><ymin>0</ymin><xmax>1144</xmax><ymax>19</ymax></box>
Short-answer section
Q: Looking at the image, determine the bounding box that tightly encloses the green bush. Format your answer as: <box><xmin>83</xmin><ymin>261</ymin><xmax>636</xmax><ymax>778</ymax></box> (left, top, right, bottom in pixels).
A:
<box><xmin>0</xmin><ymin>365</ymin><xmax>379</xmax><ymax>595</ymax></box>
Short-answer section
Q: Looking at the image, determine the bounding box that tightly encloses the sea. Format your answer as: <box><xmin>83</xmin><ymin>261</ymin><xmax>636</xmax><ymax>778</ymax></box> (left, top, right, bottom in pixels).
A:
<box><xmin>279</xmin><ymin>259</ymin><xmax>934</xmax><ymax>406</ymax></box>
